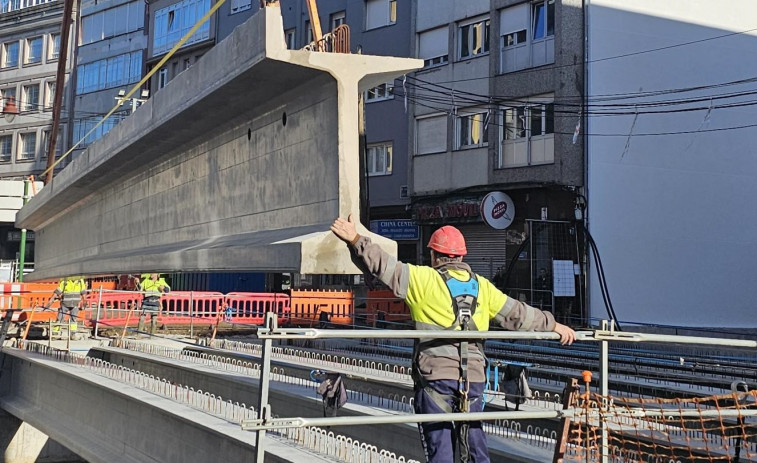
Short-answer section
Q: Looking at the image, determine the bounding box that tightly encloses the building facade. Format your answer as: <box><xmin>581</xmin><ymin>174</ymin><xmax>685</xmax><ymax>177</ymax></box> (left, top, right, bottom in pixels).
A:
<box><xmin>145</xmin><ymin>0</ymin><xmax>217</xmax><ymax>93</ymax></box>
<box><xmin>0</xmin><ymin>0</ymin><xmax>74</xmax><ymax>177</ymax></box>
<box><xmin>586</xmin><ymin>0</ymin><xmax>757</xmax><ymax>329</ymax></box>
<box><xmin>0</xmin><ymin>0</ymin><xmax>75</xmax><ymax>266</ymax></box>
<box><xmin>410</xmin><ymin>0</ymin><xmax>585</xmax><ymax>324</ymax></box>
<box><xmin>69</xmin><ymin>0</ymin><xmax>148</xmax><ymax>157</ymax></box>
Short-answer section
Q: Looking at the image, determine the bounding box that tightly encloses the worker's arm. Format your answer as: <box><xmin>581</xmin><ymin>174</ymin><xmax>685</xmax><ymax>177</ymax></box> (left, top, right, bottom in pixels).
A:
<box><xmin>331</xmin><ymin>215</ymin><xmax>410</xmax><ymax>299</ymax></box>
<box><xmin>485</xmin><ymin>279</ymin><xmax>576</xmax><ymax>345</ymax></box>
<box><xmin>46</xmin><ymin>288</ymin><xmax>62</xmax><ymax>308</ymax></box>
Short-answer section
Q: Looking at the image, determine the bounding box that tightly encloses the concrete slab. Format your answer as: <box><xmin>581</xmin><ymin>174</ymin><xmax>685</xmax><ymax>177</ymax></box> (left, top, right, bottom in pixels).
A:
<box><xmin>16</xmin><ymin>4</ymin><xmax>422</xmax><ymax>280</ymax></box>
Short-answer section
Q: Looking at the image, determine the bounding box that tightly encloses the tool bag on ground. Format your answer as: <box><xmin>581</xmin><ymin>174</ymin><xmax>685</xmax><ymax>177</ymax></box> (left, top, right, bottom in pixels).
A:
<box><xmin>316</xmin><ymin>372</ymin><xmax>347</xmax><ymax>417</ymax></box>
<box><xmin>500</xmin><ymin>363</ymin><xmax>532</xmax><ymax>410</ymax></box>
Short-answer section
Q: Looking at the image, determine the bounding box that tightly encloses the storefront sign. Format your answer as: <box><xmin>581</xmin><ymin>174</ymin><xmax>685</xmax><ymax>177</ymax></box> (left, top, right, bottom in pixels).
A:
<box><xmin>369</xmin><ymin>219</ymin><xmax>419</xmax><ymax>240</ymax></box>
<box><xmin>415</xmin><ymin>200</ymin><xmax>480</xmax><ymax>222</ymax></box>
<box><xmin>481</xmin><ymin>191</ymin><xmax>515</xmax><ymax>229</ymax></box>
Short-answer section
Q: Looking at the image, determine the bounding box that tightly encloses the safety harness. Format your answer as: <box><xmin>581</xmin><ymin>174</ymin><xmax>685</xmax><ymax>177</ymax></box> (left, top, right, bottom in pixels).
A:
<box><xmin>413</xmin><ymin>267</ymin><xmax>480</xmax><ymax>463</ymax></box>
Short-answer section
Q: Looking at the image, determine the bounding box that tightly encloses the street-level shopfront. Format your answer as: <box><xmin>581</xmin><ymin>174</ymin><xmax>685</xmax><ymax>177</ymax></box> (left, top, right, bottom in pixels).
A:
<box><xmin>412</xmin><ymin>194</ymin><xmax>526</xmax><ymax>280</ymax></box>
<box><xmin>411</xmin><ymin>189</ymin><xmax>586</xmax><ymax>325</ymax></box>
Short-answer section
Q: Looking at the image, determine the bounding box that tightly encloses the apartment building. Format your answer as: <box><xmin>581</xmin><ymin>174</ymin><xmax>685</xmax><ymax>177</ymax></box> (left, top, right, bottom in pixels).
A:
<box><xmin>280</xmin><ymin>0</ymin><xmax>416</xmax><ymax>262</ymax></box>
<box><xmin>410</xmin><ymin>0</ymin><xmax>585</xmax><ymax>323</ymax></box>
<box><xmin>0</xmin><ymin>0</ymin><xmax>74</xmax><ymax>177</ymax></box>
<box><xmin>69</xmin><ymin>0</ymin><xmax>148</xmax><ymax>155</ymax></box>
<box><xmin>146</xmin><ymin>0</ymin><xmax>217</xmax><ymax>92</ymax></box>
<box><xmin>0</xmin><ymin>0</ymin><xmax>74</xmax><ymax>263</ymax></box>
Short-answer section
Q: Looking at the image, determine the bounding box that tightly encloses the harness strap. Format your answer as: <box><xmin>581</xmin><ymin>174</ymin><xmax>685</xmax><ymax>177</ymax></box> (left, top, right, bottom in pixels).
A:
<box><xmin>437</xmin><ymin>267</ymin><xmax>479</xmax><ymax>396</ymax></box>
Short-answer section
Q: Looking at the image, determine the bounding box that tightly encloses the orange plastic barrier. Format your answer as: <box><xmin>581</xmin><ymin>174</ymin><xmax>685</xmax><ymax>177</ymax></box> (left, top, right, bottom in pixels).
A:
<box><xmin>224</xmin><ymin>292</ymin><xmax>290</xmax><ymax>326</ymax></box>
<box><xmin>82</xmin><ymin>291</ymin><xmax>143</xmax><ymax>327</ymax></box>
<box><xmin>0</xmin><ymin>283</ymin><xmax>59</xmax><ymax>322</ymax></box>
<box><xmin>289</xmin><ymin>289</ymin><xmax>353</xmax><ymax>327</ymax></box>
<box><xmin>364</xmin><ymin>289</ymin><xmax>410</xmax><ymax>327</ymax></box>
<box><xmin>159</xmin><ymin>291</ymin><xmax>225</xmax><ymax>325</ymax></box>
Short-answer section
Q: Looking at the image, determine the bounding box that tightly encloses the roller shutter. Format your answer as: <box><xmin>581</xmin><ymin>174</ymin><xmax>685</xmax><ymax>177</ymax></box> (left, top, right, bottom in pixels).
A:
<box><xmin>458</xmin><ymin>224</ymin><xmax>509</xmax><ymax>280</ymax></box>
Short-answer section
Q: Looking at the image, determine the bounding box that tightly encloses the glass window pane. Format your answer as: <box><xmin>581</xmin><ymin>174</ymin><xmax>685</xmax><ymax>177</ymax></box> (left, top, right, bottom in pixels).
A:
<box><xmin>113</xmin><ymin>4</ymin><xmax>128</xmax><ymax>35</ymax></box>
<box><xmin>545</xmin><ymin>103</ymin><xmax>554</xmax><ymax>134</ymax></box>
<box><xmin>471</xmin><ymin>114</ymin><xmax>482</xmax><ymax>144</ymax></box>
<box><xmin>484</xmin><ymin>20</ymin><xmax>490</xmax><ymax>53</ymax></box>
<box><xmin>547</xmin><ymin>0</ymin><xmax>555</xmax><ymax>37</ymax></box>
<box><xmin>531</xmin><ymin>106</ymin><xmax>543</xmax><ymax>135</ymax></box>
<box><xmin>533</xmin><ymin>2</ymin><xmax>545</xmax><ymax>40</ymax></box>
<box><xmin>472</xmin><ymin>23</ymin><xmax>482</xmax><ymax>55</ymax></box>
<box><xmin>460</xmin><ymin>25</ymin><xmax>470</xmax><ymax>57</ymax></box>
<box><xmin>27</xmin><ymin>37</ymin><xmax>42</xmax><ymax>63</ymax></box>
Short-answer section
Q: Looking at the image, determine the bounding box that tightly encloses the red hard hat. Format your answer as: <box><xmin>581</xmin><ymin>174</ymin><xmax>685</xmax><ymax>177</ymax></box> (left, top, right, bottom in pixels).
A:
<box><xmin>427</xmin><ymin>225</ymin><xmax>467</xmax><ymax>256</ymax></box>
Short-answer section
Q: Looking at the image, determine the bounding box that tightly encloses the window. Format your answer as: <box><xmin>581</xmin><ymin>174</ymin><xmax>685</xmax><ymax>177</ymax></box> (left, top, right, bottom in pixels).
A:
<box><xmin>418</xmin><ymin>27</ymin><xmax>448</xmax><ymax>68</ymax></box>
<box><xmin>1</xmin><ymin>87</ymin><xmax>16</xmax><ymax>112</ymax></box>
<box><xmin>459</xmin><ymin>18</ymin><xmax>489</xmax><ymax>60</ymax></box>
<box><xmin>366</xmin><ymin>82</ymin><xmax>393</xmax><ymax>102</ymax></box>
<box><xmin>305</xmin><ymin>21</ymin><xmax>313</xmax><ymax>44</ymax></box>
<box><xmin>184</xmin><ymin>58</ymin><xmax>191</xmax><ymax>70</ymax></box>
<box><xmin>230</xmin><ymin>0</ymin><xmax>251</xmax><ymax>14</ymax></box>
<box><xmin>532</xmin><ymin>0</ymin><xmax>555</xmax><ymax>40</ymax></box>
<box><xmin>500</xmin><ymin>96</ymin><xmax>555</xmax><ymax>167</ymax></box>
<box><xmin>81</xmin><ymin>1</ymin><xmax>145</xmax><ymax>45</ymax></box>
<box><xmin>499</xmin><ymin>0</ymin><xmax>555</xmax><ymax>73</ymax></box>
<box><xmin>0</xmin><ymin>135</ymin><xmax>11</xmax><ymax>161</ymax></box>
<box><xmin>153</xmin><ymin>0</ymin><xmax>210</xmax><ymax>55</ymax></box>
<box><xmin>49</xmin><ymin>34</ymin><xmax>60</xmax><ymax>60</ymax></box>
<box><xmin>22</xmin><ymin>84</ymin><xmax>40</xmax><ymax>112</ymax></box>
<box><xmin>456</xmin><ymin>110</ymin><xmax>489</xmax><ymax>149</ymax></box>
<box><xmin>41</xmin><ymin>129</ymin><xmax>62</xmax><ymax>158</ymax></box>
<box><xmin>366</xmin><ymin>143</ymin><xmax>392</xmax><ymax>176</ymax></box>
<box><xmin>76</xmin><ymin>51</ymin><xmax>143</xmax><ymax>95</ymax></box>
<box><xmin>74</xmin><ymin>114</ymin><xmax>127</xmax><ymax>147</ymax></box>
<box><xmin>415</xmin><ymin>114</ymin><xmax>447</xmax><ymax>155</ymax></box>
<box><xmin>25</xmin><ymin>37</ymin><xmax>43</xmax><ymax>64</ymax></box>
<box><xmin>365</xmin><ymin>0</ymin><xmax>396</xmax><ymax>30</ymax></box>
<box><xmin>158</xmin><ymin>68</ymin><xmax>168</xmax><ymax>89</ymax></box>
<box><xmin>284</xmin><ymin>29</ymin><xmax>296</xmax><ymax>49</ymax></box>
<box><xmin>18</xmin><ymin>132</ymin><xmax>36</xmax><ymax>160</ymax></box>
<box><xmin>2</xmin><ymin>42</ymin><xmax>19</xmax><ymax>68</ymax></box>
<box><xmin>331</xmin><ymin>11</ymin><xmax>346</xmax><ymax>31</ymax></box>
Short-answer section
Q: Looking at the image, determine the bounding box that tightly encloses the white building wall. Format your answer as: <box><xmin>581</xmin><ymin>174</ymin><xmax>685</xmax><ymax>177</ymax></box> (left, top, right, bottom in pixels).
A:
<box><xmin>587</xmin><ymin>0</ymin><xmax>757</xmax><ymax>327</ymax></box>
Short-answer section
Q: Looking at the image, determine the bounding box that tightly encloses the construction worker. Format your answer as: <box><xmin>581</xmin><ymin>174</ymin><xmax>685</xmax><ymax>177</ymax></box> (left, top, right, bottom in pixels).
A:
<box><xmin>138</xmin><ymin>273</ymin><xmax>170</xmax><ymax>333</ymax></box>
<box><xmin>331</xmin><ymin>215</ymin><xmax>575</xmax><ymax>463</ymax></box>
<box><xmin>48</xmin><ymin>276</ymin><xmax>87</xmax><ymax>327</ymax></box>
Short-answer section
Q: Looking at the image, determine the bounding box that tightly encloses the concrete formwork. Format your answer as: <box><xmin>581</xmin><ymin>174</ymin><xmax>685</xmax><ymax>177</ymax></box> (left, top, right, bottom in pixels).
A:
<box><xmin>16</xmin><ymin>5</ymin><xmax>421</xmax><ymax>281</ymax></box>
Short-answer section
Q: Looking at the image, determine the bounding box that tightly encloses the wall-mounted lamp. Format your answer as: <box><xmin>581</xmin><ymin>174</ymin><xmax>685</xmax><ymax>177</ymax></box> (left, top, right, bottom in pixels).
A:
<box><xmin>2</xmin><ymin>97</ymin><xmax>19</xmax><ymax>123</ymax></box>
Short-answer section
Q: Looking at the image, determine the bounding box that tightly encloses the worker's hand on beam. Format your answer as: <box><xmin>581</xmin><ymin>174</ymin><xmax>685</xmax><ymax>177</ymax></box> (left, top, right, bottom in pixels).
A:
<box><xmin>553</xmin><ymin>322</ymin><xmax>576</xmax><ymax>345</ymax></box>
<box><xmin>331</xmin><ymin>214</ymin><xmax>359</xmax><ymax>244</ymax></box>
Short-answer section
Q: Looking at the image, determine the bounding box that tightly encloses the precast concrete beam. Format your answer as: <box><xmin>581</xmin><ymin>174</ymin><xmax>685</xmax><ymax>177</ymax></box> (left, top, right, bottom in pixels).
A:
<box><xmin>16</xmin><ymin>4</ymin><xmax>421</xmax><ymax>280</ymax></box>
<box><xmin>0</xmin><ymin>348</ymin><xmax>337</xmax><ymax>463</ymax></box>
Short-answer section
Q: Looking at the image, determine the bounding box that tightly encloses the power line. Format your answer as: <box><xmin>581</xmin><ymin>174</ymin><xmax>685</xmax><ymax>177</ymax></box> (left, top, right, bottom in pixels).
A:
<box><xmin>416</xmin><ymin>25</ymin><xmax>757</xmax><ymax>84</ymax></box>
<box><xmin>400</xmin><ymin>92</ymin><xmax>757</xmax><ymax>138</ymax></box>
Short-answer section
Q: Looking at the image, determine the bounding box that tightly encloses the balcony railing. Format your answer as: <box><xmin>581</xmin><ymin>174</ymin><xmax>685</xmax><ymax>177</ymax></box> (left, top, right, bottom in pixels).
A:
<box><xmin>303</xmin><ymin>25</ymin><xmax>350</xmax><ymax>54</ymax></box>
<box><xmin>1</xmin><ymin>0</ymin><xmax>57</xmax><ymax>14</ymax></box>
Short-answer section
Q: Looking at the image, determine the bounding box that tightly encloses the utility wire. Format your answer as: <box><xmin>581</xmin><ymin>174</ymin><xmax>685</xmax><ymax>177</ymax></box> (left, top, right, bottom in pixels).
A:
<box><xmin>417</xmin><ymin>26</ymin><xmax>757</xmax><ymax>84</ymax></box>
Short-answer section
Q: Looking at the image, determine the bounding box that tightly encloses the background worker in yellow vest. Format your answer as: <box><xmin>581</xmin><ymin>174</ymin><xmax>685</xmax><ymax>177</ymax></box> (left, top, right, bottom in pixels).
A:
<box><xmin>48</xmin><ymin>276</ymin><xmax>88</xmax><ymax>325</ymax></box>
<box><xmin>138</xmin><ymin>273</ymin><xmax>170</xmax><ymax>333</ymax></box>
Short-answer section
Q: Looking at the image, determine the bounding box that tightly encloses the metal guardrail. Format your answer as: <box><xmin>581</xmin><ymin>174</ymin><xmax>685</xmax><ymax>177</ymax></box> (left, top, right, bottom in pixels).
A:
<box><xmin>245</xmin><ymin>314</ymin><xmax>757</xmax><ymax>463</ymax></box>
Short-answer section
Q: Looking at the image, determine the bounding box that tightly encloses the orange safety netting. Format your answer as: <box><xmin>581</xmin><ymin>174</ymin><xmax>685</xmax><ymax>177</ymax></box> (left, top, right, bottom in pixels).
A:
<box><xmin>557</xmin><ymin>385</ymin><xmax>757</xmax><ymax>462</ymax></box>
